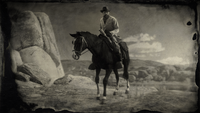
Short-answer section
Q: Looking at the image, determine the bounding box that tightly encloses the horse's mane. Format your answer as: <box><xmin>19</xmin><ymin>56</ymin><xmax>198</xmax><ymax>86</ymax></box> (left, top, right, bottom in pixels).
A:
<box><xmin>77</xmin><ymin>31</ymin><xmax>98</xmax><ymax>38</ymax></box>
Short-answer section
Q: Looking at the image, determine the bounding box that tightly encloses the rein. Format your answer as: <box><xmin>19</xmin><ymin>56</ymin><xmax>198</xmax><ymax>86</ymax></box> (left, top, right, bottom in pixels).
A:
<box><xmin>72</xmin><ymin>49</ymin><xmax>89</xmax><ymax>56</ymax></box>
<box><xmin>72</xmin><ymin>36</ymin><xmax>89</xmax><ymax>55</ymax></box>
<box><xmin>72</xmin><ymin>35</ymin><xmax>101</xmax><ymax>59</ymax></box>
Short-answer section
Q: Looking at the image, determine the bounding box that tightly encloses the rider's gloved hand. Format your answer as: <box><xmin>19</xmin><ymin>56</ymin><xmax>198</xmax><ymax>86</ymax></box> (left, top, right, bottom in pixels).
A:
<box><xmin>105</xmin><ymin>30</ymin><xmax>112</xmax><ymax>37</ymax></box>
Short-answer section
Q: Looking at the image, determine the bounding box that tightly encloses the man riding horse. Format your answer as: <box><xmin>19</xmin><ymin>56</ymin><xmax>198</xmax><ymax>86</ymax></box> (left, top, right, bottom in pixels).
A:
<box><xmin>70</xmin><ymin>7</ymin><xmax>130</xmax><ymax>102</ymax></box>
<box><xmin>90</xmin><ymin>6</ymin><xmax>123</xmax><ymax>69</ymax></box>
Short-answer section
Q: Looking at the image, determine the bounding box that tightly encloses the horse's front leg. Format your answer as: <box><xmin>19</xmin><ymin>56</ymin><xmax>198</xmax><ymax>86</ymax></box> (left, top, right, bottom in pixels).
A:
<box><xmin>113</xmin><ymin>68</ymin><xmax>119</xmax><ymax>95</ymax></box>
<box><xmin>95</xmin><ymin>68</ymin><xmax>101</xmax><ymax>100</ymax></box>
<box><xmin>101</xmin><ymin>68</ymin><xmax>112</xmax><ymax>104</ymax></box>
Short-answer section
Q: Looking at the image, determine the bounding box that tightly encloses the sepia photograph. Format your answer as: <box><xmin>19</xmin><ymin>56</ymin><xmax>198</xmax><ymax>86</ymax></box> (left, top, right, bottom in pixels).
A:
<box><xmin>0</xmin><ymin>0</ymin><xmax>199</xmax><ymax>113</ymax></box>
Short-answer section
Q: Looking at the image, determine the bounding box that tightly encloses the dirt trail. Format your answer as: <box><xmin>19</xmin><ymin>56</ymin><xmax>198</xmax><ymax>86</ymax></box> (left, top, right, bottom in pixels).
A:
<box><xmin>19</xmin><ymin>75</ymin><xmax>197</xmax><ymax>113</ymax></box>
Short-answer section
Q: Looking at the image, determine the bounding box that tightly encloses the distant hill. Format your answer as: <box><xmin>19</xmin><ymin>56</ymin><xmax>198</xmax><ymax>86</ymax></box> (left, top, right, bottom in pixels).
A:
<box><xmin>61</xmin><ymin>59</ymin><xmax>165</xmax><ymax>76</ymax></box>
<box><xmin>61</xmin><ymin>59</ymin><xmax>164</xmax><ymax>70</ymax></box>
<box><xmin>61</xmin><ymin>59</ymin><xmax>196</xmax><ymax>82</ymax></box>
<box><xmin>61</xmin><ymin>59</ymin><xmax>92</xmax><ymax>68</ymax></box>
<box><xmin>129</xmin><ymin>59</ymin><xmax>164</xmax><ymax>68</ymax></box>
<box><xmin>61</xmin><ymin>59</ymin><xmax>93</xmax><ymax>76</ymax></box>
<box><xmin>61</xmin><ymin>59</ymin><xmax>195</xmax><ymax>71</ymax></box>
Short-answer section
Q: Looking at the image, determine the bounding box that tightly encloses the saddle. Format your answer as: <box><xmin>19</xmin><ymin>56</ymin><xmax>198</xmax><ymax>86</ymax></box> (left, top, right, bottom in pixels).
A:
<box><xmin>88</xmin><ymin>34</ymin><xmax>129</xmax><ymax>70</ymax></box>
<box><xmin>114</xmin><ymin>35</ymin><xmax>128</xmax><ymax>52</ymax></box>
<box><xmin>99</xmin><ymin>34</ymin><xmax>128</xmax><ymax>52</ymax></box>
<box><xmin>98</xmin><ymin>34</ymin><xmax>129</xmax><ymax>59</ymax></box>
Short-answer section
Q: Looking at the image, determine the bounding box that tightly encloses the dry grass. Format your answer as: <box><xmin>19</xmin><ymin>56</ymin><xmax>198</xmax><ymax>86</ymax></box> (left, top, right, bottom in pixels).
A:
<box><xmin>131</xmin><ymin>90</ymin><xmax>198</xmax><ymax>113</ymax></box>
<box><xmin>18</xmin><ymin>74</ymin><xmax>198</xmax><ymax>113</ymax></box>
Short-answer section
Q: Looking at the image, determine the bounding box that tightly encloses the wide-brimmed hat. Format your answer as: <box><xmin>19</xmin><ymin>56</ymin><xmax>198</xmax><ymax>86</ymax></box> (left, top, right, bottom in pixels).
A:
<box><xmin>100</xmin><ymin>6</ymin><xmax>110</xmax><ymax>13</ymax></box>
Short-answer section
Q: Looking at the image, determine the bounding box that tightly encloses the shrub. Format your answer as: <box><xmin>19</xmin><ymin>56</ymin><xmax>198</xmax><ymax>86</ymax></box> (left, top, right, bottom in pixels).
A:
<box><xmin>153</xmin><ymin>75</ymin><xmax>164</xmax><ymax>82</ymax></box>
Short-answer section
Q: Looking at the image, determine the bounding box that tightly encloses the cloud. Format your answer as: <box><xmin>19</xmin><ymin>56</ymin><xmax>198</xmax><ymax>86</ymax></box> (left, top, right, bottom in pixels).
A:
<box><xmin>130</xmin><ymin>54</ymin><xmax>146</xmax><ymax>58</ymax></box>
<box><xmin>123</xmin><ymin>33</ymin><xmax>155</xmax><ymax>42</ymax></box>
<box><xmin>139</xmin><ymin>33</ymin><xmax>156</xmax><ymax>42</ymax></box>
<box><xmin>157</xmin><ymin>56</ymin><xmax>190</xmax><ymax>65</ymax></box>
<box><xmin>149</xmin><ymin>53</ymin><xmax>161</xmax><ymax>57</ymax></box>
<box><xmin>124</xmin><ymin>33</ymin><xmax>165</xmax><ymax>57</ymax></box>
<box><xmin>129</xmin><ymin>42</ymin><xmax>165</xmax><ymax>53</ymax></box>
<box><xmin>123</xmin><ymin>36</ymin><xmax>138</xmax><ymax>43</ymax></box>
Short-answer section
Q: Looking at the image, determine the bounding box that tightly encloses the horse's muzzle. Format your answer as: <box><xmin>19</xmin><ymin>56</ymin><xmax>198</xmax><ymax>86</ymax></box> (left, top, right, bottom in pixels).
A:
<box><xmin>72</xmin><ymin>52</ymin><xmax>80</xmax><ymax>60</ymax></box>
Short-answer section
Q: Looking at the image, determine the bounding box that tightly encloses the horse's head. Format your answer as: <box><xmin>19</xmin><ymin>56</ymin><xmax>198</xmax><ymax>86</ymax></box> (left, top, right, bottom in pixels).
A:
<box><xmin>70</xmin><ymin>32</ymin><xmax>88</xmax><ymax>60</ymax></box>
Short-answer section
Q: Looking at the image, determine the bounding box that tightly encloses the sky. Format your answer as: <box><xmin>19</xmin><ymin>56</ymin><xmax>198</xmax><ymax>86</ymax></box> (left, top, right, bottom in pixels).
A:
<box><xmin>8</xmin><ymin>2</ymin><xmax>197</xmax><ymax>65</ymax></box>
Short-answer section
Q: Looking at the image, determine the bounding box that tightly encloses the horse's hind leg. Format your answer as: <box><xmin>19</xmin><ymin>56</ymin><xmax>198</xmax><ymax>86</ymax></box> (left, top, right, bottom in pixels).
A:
<box><xmin>113</xmin><ymin>68</ymin><xmax>119</xmax><ymax>95</ymax></box>
<box><xmin>123</xmin><ymin>58</ymin><xmax>130</xmax><ymax>94</ymax></box>
<box><xmin>95</xmin><ymin>68</ymin><xmax>101</xmax><ymax>100</ymax></box>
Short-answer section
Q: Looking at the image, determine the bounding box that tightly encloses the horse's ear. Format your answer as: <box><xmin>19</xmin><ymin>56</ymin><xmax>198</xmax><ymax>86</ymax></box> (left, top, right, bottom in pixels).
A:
<box><xmin>70</xmin><ymin>33</ymin><xmax>77</xmax><ymax>38</ymax></box>
<box><xmin>77</xmin><ymin>32</ymin><xmax>82</xmax><ymax>36</ymax></box>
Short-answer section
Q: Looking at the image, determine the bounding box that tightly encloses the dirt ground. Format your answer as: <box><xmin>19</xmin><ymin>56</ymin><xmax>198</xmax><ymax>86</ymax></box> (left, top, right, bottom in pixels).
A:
<box><xmin>17</xmin><ymin>75</ymin><xmax>198</xmax><ymax>113</ymax></box>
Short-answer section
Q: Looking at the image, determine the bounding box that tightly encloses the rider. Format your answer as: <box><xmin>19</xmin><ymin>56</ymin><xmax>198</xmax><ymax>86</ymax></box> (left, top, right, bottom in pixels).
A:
<box><xmin>88</xmin><ymin>6</ymin><xmax>123</xmax><ymax>70</ymax></box>
<box><xmin>99</xmin><ymin>6</ymin><xmax>123</xmax><ymax>67</ymax></box>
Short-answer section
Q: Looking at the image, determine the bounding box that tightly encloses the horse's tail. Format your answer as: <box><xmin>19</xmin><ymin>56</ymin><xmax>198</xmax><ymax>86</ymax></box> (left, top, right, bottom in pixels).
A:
<box><xmin>122</xmin><ymin>49</ymin><xmax>130</xmax><ymax>80</ymax></box>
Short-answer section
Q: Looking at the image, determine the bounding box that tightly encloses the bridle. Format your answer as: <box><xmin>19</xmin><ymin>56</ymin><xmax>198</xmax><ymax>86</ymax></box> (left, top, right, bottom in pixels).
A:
<box><xmin>72</xmin><ymin>36</ymin><xmax>89</xmax><ymax>60</ymax></box>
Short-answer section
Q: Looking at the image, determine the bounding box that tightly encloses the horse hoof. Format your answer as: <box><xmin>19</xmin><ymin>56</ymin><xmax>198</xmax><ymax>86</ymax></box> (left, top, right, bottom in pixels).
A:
<box><xmin>125</xmin><ymin>90</ymin><xmax>129</xmax><ymax>94</ymax></box>
<box><xmin>96</xmin><ymin>97</ymin><xmax>100</xmax><ymax>100</ymax></box>
<box><xmin>113</xmin><ymin>91</ymin><xmax>118</xmax><ymax>95</ymax></box>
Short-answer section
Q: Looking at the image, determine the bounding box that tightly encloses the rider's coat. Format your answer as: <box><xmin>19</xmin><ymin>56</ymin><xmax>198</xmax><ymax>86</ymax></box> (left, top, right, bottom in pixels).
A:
<box><xmin>100</xmin><ymin>15</ymin><xmax>119</xmax><ymax>36</ymax></box>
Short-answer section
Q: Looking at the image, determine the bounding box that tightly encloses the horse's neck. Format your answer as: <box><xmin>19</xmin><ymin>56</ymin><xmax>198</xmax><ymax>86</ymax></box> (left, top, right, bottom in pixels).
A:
<box><xmin>86</xmin><ymin>35</ymin><xmax>104</xmax><ymax>56</ymax></box>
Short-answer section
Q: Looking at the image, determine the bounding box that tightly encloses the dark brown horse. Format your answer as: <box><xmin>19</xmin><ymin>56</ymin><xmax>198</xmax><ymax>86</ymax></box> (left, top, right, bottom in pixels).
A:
<box><xmin>70</xmin><ymin>31</ymin><xmax>130</xmax><ymax>104</ymax></box>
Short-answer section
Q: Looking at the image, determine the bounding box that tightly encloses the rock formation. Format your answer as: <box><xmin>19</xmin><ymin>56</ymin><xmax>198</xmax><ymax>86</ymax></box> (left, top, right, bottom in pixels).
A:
<box><xmin>9</xmin><ymin>10</ymin><xmax>64</xmax><ymax>87</ymax></box>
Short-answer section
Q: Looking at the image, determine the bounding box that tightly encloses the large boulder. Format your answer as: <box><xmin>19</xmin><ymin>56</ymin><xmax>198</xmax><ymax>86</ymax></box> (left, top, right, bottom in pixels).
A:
<box><xmin>17</xmin><ymin>63</ymin><xmax>51</xmax><ymax>86</ymax></box>
<box><xmin>129</xmin><ymin>75</ymin><xmax>136</xmax><ymax>82</ymax></box>
<box><xmin>130</xmin><ymin>71</ymin><xmax>139</xmax><ymax>77</ymax></box>
<box><xmin>68</xmin><ymin>74</ymin><xmax>96</xmax><ymax>89</ymax></box>
<box><xmin>10</xmin><ymin>48</ymin><xmax>31</xmax><ymax>82</ymax></box>
<box><xmin>10</xmin><ymin>11</ymin><xmax>43</xmax><ymax>51</ymax></box>
<box><xmin>157</xmin><ymin>65</ymin><xmax>177</xmax><ymax>80</ymax></box>
<box><xmin>54</xmin><ymin>74</ymin><xmax>73</xmax><ymax>85</ymax></box>
<box><xmin>34</xmin><ymin>12</ymin><xmax>60</xmax><ymax>67</ymax></box>
<box><xmin>144</xmin><ymin>75</ymin><xmax>153</xmax><ymax>81</ymax></box>
<box><xmin>146</xmin><ymin>67</ymin><xmax>158</xmax><ymax>75</ymax></box>
<box><xmin>20</xmin><ymin>46</ymin><xmax>62</xmax><ymax>85</ymax></box>
<box><xmin>9</xmin><ymin>10</ymin><xmax>65</xmax><ymax>87</ymax></box>
<box><xmin>138</xmin><ymin>70</ymin><xmax>149</xmax><ymax>78</ymax></box>
<box><xmin>34</xmin><ymin>12</ymin><xmax>64</xmax><ymax>78</ymax></box>
<box><xmin>10</xmin><ymin>49</ymin><xmax>23</xmax><ymax>72</ymax></box>
<box><xmin>153</xmin><ymin>75</ymin><xmax>165</xmax><ymax>81</ymax></box>
<box><xmin>129</xmin><ymin>71</ymin><xmax>138</xmax><ymax>82</ymax></box>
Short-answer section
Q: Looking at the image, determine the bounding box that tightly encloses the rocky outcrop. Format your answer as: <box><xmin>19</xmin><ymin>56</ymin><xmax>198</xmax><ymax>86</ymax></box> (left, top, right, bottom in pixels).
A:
<box><xmin>54</xmin><ymin>74</ymin><xmax>73</xmax><ymax>85</ymax></box>
<box><xmin>170</xmin><ymin>71</ymin><xmax>194</xmax><ymax>82</ymax></box>
<box><xmin>68</xmin><ymin>74</ymin><xmax>96</xmax><ymax>89</ymax></box>
<box><xmin>20</xmin><ymin>46</ymin><xmax>62</xmax><ymax>84</ymax></box>
<box><xmin>128</xmin><ymin>64</ymin><xmax>195</xmax><ymax>82</ymax></box>
<box><xmin>9</xmin><ymin>10</ymin><xmax>64</xmax><ymax>87</ymax></box>
<box><xmin>129</xmin><ymin>75</ymin><xmax>136</xmax><ymax>82</ymax></box>
<box><xmin>34</xmin><ymin>12</ymin><xmax>60</xmax><ymax>67</ymax></box>
<box><xmin>138</xmin><ymin>70</ymin><xmax>149</xmax><ymax>78</ymax></box>
<box><xmin>10</xmin><ymin>11</ymin><xmax>43</xmax><ymax>51</ymax></box>
<box><xmin>17</xmin><ymin>63</ymin><xmax>51</xmax><ymax>86</ymax></box>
